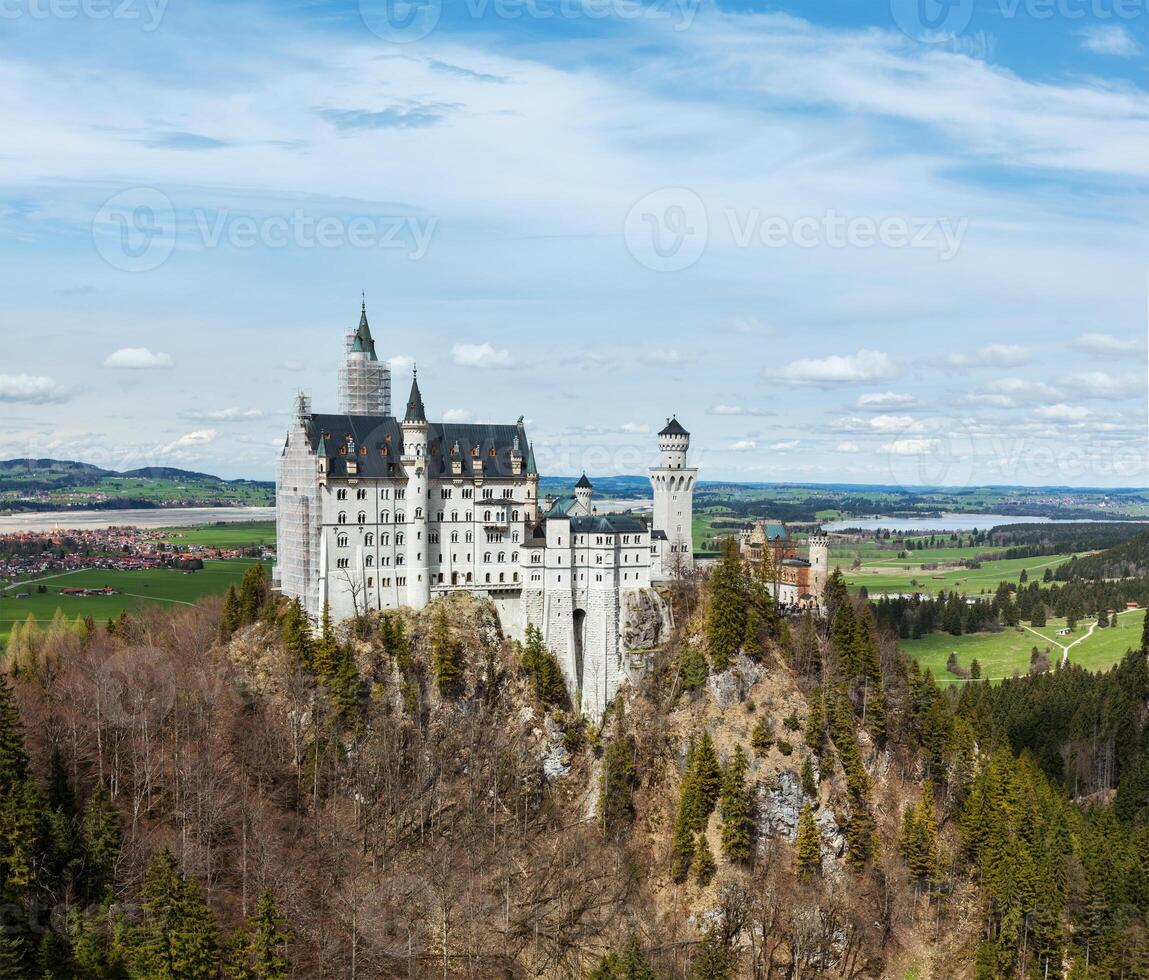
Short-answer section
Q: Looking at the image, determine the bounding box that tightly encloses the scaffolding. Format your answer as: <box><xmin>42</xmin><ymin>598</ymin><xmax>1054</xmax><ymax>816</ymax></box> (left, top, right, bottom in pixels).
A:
<box><xmin>339</xmin><ymin>333</ymin><xmax>391</xmax><ymax>416</ymax></box>
<box><xmin>275</xmin><ymin>392</ymin><xmax>322</xmax><ymax>616</ymax></box>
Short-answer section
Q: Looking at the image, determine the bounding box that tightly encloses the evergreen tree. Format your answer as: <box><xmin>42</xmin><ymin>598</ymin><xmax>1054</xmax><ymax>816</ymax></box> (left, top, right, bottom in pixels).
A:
<box><xmin>280</xmin><ymin>598</ymin><xmax>312</xmax><ymax>667</ymax></box>
<box><xmin>599</xmin><ymin>732</ymin><xmax>637</xmax><ymax>837</ymax></box>
<box><xmin>795</xmin><ymin>802</ymin><xmax>822</xmax><ymax>880</ymax></box>
<box><xmin>0</xmin><ymin>674</ymin><xmax>28</xmax><ymax>795</ymax></box>
<box><xmin>830</xmin><ymin>600</ymin><xmax>856</xmax><ymax>672</ymax></box>
<box><xmin>678</xmin><ymin>645</ymin><xmax>709</xmax><ymax>693</ymax></box>
<box><xmin>750</xmin><ymin>718</ymin><xmax>773</xmax><ymax>756</ymax></box>
<box><xmin>219</xmin><ymin>586</ymin><xmax>241</xmax><ymax>641</ymax></box>
<box><xmin>588</xmin><ymin>936</ymin><xmax>656</xmax><ymax>980</ymax></box>
<box><xmin>691</xmin><ymin>928</ymin><xmax>733</xmax><ymax>980</ymax></box>
<box><xmin>671</xmin><ymin>745</ymin><xmax>698</xmax><ymax>882</ymax></box>
<box><xmin>432</xmin><ymin>607</ymin><xmax>465</xmax><ymax>697</ymax></box>
<box><xmin>970</xmin><ymin>658</ymin><xmax>982</xmax><ymax>680</ymax></box>
<box><xmin>800</xmin><ymin>756</ymin><xmax>817</xmax><ymax>798</ymax></box>
<box><xmin>706</xmin><ymin>538</ymin><xmax>746</xmax><ymax>672</ymax></box>
<box><xmin>35</xmin><ymin>930</ymin><xmax>71</xmax><ymax>980</ymax></box>
<box><xmin>312</xmin><ymin>603</ymin><xmax>339</xmax><ymax>679</ymax></box>
<box><xmin>0</xmin><ymin>932</ymin><xmax>26</xmax><ymax>980</ymax></box>
<box><xmin>79</xmin><ymin>783</ymin><xmax>122</xmax><ymax>900</ymax></box>
<box><xmin>804</xmin><ymin>690</ymin><xmax>824</xmax><ymax>753</ymax></box>
<box><xmin>246</xmin><ymin>890</ymin><xmax>291</xmax><ymax>980</ymax></box>
<box><xmin>691</xmin><ymin>732</ymin><xmax>721</xmax><ymax>828</ymax></box>
<box><xmin>692</xmin><ymin>833</ymin><xmax>716</xmax><ymax>886</ymax></box>
<box><xmin>822</xmin><ymin>568</ymin><xmax>850</xmax><ymax>624</ymax></box>
<box><xmin>134</xmin><ymin>849</ymin><xmax>220</xmax><ymax>980</ymax></box>
<box><xmin>237</xmin><ymin>563</ymin><xmax>269</xmax><ymax>625</ymax></box>
<box><xmin>1031</xmin><ymin>603</ymin><xmax>1046</xmax><ymax>628</ymax></box>
<box><xmin>718</xmin><ymin>746</ymin><xmax>753</xmax><ymax>863</ymax></box>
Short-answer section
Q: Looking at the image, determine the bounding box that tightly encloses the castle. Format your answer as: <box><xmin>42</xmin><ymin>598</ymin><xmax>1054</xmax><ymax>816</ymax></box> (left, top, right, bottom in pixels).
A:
<box><xmin>738</xmin><ymin>520</ymin><xmax>829</xmax><ymax>610</ymax></box>
<box><xmin>274</xmin><ymin>304</ymin><xmax>696</xmax><ymax>716</ymax></box>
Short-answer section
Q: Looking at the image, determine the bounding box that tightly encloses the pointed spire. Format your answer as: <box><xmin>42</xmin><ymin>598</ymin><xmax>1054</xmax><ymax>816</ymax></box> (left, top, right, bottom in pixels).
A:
<box><xmin>403</xmin><ymin>367</ymin><xmax>426</xmax><ymax>424</ymax></box>
<box><xmin>350</xmin><ymin>297</ymin><xmax>378</xmax><ymax>361</ymax></box>
<box><xmin>526</xmin><ymin>443</ymin><xmax>538</xmax><ymax>476</ymax></box>
<box><xmin>576</xmin><ymin>473</ymin><xmax>593</xmax><ymax>490</ymax></box>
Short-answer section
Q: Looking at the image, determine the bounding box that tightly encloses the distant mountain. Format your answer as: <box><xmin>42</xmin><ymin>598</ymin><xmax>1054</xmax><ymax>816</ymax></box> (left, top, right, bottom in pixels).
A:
<box><xmin>0</xmin><ymin>459</ymin><xmax>274</xmax><ymax>512</ymax></box>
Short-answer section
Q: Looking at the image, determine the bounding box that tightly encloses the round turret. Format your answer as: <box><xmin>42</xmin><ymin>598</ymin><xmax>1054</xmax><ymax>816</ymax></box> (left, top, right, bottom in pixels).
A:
<box><xmin>575</xmin><ymin>473</ymin><xmax>593</xmax><ymax>513</ymax></box>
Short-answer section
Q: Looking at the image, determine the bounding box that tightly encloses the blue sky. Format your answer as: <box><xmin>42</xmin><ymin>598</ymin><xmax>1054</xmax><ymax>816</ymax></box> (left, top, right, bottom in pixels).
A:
<box><xmin>1</xmin><ymin>0</ymin><xmax>1147</xmax><ymax>487</ymax></box>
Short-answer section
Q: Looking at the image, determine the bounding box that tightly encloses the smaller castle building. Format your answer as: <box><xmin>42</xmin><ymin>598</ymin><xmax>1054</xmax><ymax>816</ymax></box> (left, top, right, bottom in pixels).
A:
<box><xmin>739</xmin><ymin>520</ymin><xmax>829</xmax><ymax>611</ymax></box>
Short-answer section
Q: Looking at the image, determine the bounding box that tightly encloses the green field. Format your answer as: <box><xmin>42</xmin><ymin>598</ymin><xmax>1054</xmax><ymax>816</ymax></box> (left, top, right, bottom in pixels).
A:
<box><xmin>902</xmin><ymin>608</ymin><xmax>1145</xmax><ymax>685</ymax></box>
<box><xmin>842</xmin><ymin>553</ymin><xmax>1075</xmax><ymax>597</ymax></box>
<box><xmin>0</xmin><ymin>559</ymin><xmax>269</xmax><ymax>650</ymax></box>
<box><xmin>157</xmin><ymin>520</ymin><xmax>276</xmax><ymax>549</ymax></box>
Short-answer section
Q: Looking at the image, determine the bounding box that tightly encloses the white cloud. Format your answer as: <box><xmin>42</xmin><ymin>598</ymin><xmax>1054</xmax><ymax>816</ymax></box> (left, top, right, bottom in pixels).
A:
<box><xmin>0</xmin><ymin>374</ymin><xmax>70</xmax><ymax>404</ymax></box>
<box><xmin>442</xmin><ymin>408</ymin><xmax>471</xmax><ymax>422</ymax></box>
<box><xmin>985</xmin><ymin>378</ymin><xmax>1059</xmax><ymax>402</ymax></box>
<box><xmin>708</xmin><ymin>404</ymin><xmax>771</xmax><ymax>417</ymax></box>
<box><xmin>159</xmin><ymin>429</ymin><xmax>218</xmax><ymax>454</ymax></box>
<box><xmin>770</xmin><ymin>349</ymin><xmax>897</xmax><ymax>386</ymax></box>
<box><xmin>1064</xmin><ymin>371</ymin><xmax>1141</xmax><ymax>400</ymax></box>
<box><xmin>1034</xmin><ymin>404</ymin><xmax>1091</xmax><ymax>421</ymax></box>
<box><xmin>944</xmin><ymin>344</ymin><xmax>1032</xmax><ymax>369</ymax></box>
<box><xmin>621</xmin><ymin>422</ymin><xmax>650</xmax><ymax>434</ymax></box>
<box><xmin>641</xmin><ymin>349</ymin><xmax>683</xmax><ymax>367</ymax></box>
<box><xmin>731</xmin><ymin>439</ymin><xmax>757</xmax><ymax>451</ymax></box>
<box><xmin>183</xmin><ymin>407</ymin><xmax>263</xmax><ymax>422</ymax></box>
<box><xmin>770</xmin><ymin>439</ymin><xmax>800</xmax><ymax>450</ymax></box>
<box><xmin>451</xmin><ymin>343</ymin><xmax>513</xmax><ymax>369</ymax></box>
<box><xmin>881</xmin><ymin>437</ymin><xmax>937</xmax><ymax>456</ymax></box>
<box><xmin>964</xmin><ymin>393</ymin><xmax>1015</xmax><ymax>408</ymax></box>
<box><xmin>1072</xmin><ymin>333</ymin><xmax>1143</xmax><ymax>356</ymax></box>
<box><xmin>869</xmin><ymin>414</ymin><xmax>923</xmax><ymax>433</ymax></box>
<box><xmin>389</xmin><ymin>354</ymin><xmax>415</xmax><ymax>372</ymax></box>
<box><xmin>857</xmin><ymin>391</ymin><xmax>916</xmax><ymax>409</ymax></box>
<box><xmin>104</xmin><ymin>347</ymin><xmax>173</xmax><ymax>370</ymax></box>
<box><xmin>835</xmin><ymin>441</ymin><xmax>862</xmax><ymax>453</ymax></box>
<box><xmin>1079</xmin><ymin>25</ymin><xmax>1140</xmax><ymax>57</ymax></box>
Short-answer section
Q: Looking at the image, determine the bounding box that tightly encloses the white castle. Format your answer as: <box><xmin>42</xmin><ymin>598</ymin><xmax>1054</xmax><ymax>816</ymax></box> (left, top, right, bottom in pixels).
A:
<box><xmin>274</xmin><ymin>304</ymin><xmax>696</xmax><ymax>716</ymax></box>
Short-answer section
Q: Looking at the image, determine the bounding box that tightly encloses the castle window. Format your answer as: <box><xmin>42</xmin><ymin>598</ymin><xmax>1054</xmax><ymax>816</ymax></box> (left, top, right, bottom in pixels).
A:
<box><xmin>367</xmin><ymin>576</ymin><xmax>373</xmax><ymax>587</ymax></box>
<box><xmin>365</xmin><ymin>533</ymin><xmax>374</xmax><ymax>546</ymax></box>
<box><xmin>451</xmin><ymin>511</ymin><xmax>458</xmax><ymax>522</ymax></box>
<box><xmin>414</xmin><ymin>507</ymin><xmax>423</xmax><ymax>520</ymax></box>
<box><xmin>483</xmin><ymin>510</ymin><xmax>491</xmax><ymax>522</ymax></box>
<box><xmin>465</xmin><ymin>531</ymin><xmax>473</xmax><ymax>543</ymax></box>
<box><xmin>356</xmin><ymin>488</ymin><xmax>367</xmax><ymax>500</ymax></box>
<box><xmin>485</xmin><ymin>573</ymin><xmax>490</xmax><ymax>583</ymax></box>
<box><xmin>395</xmin><ymin>512</ymin><xmax>405</xmax><ymax>524</ymax></box>
<box><xmin>381</xmin><ymin>533</ymin><xmax>390</xmax><ymax>545</ymax></box>
<box><xmin>499</xmin><ymin>572</ymin><xmax>505</xmax><ymax>582</ymax></box>
<box><xmin>450</xmin><ymin>531</ymin><xmax>459</xmax><ymax>543</ymax></box>
<box><xmin>441</xmin><ymin>488</ymin><xmax>451</xmax><ymax>499</ymax></box>
<box><xmin>380</xmin><ymin>510</ymin><xmax>389</xmax><ymax>523</ymax></box>
<box><xmin>336</xmin><ymin>489</ymin><xmax>347</xmax><ymax>500</ymax></box>
<box><xmin>511</xmin><ymin>511</ymin><xmax>519</xmax><ymax>522</ymax></box>
<box><xmin>365</xmin><ymin>555</ymin><xmax>374</xmax><ymax>567</ymax></box>
<box><xmin>357</xmin><ymin>511</ymin><xmax>366</xmax><ymax>525</ymax></box>
<box><xmin>489</xmin><ymin>447</ymin><xmax>497</xmax><ymax>457</ymax></box>
<box><xmin>482</xmin><ymin>489</ymin><xmax>494</xmax><ymax>500</ymax></box>
<box><xmin>382</xmin><ymin>556</ymin><xmax>390</xmax><ymax>566</ymax></box>
<box><xmin>483</xmin><ymin>552</ymin><xmax>491</xmax><ymax>563</ymax></box>
<box><xmin>471</xmin><ymin>446</ymin><xmax>480</xmax><ymax>458</ymax></box>
<box><xmin>498</xmin><ymin>552</ymin><xmax>505</xmax><ymax>563</ymax></box>
<box><xmin>512</xmin><ymin>531</ymin><xmax>519</xmax><ymax>542</ymax></box>
<box><xmin>466</xmin><ymin>512</ymin><xmax>472</xmax><ymax>522</ymax></box>
<box><xmin>336</xmin><ymin>557</ymin><xmax>349</xmax><ymax>569</ymax></box>
<box><xmin>395</xmin><ymin>489</ymin><xmax>405</xmax><ymax>500</ymax></box>
<box><xmin>337</xmin><ymin>512</ymin><xmax>347</xmax><ymax>525</ymax></box>
<box><xmin>381</xmin><ymin>444</ymin><xmax>389</xmax><ymax>456</ymax></box>
<box><xmin>436</xmin><ymin>511</ymin><xmax>444</xmax><ymax>522</ymax></box>
<box><xmin>396</xmin><ymin>555</ymin><xmax>405</xmax><ymax>566</ymax></box>
<box><xmin>429</xmin><ymin>532</ymin><xmax>439</xmax><ymax>544</ymax></box>
<box><xmin>396</xmin><ymin>533</ymin><xmax>405</xmax><ymax>545</ymax></box>
<box><xmin>337</xmin><ymin>535</ymin><xmax>348</xmax><ymax>548</ymax></box>
<box><xmin>465</xmin><ymin>572</ymin><xmax>473</xmax><ymax>583</ymax></box>
<box><xmin>511</xmin><ymin>552</ymin><xmax>518</xmax><ymax>563</ymax></box>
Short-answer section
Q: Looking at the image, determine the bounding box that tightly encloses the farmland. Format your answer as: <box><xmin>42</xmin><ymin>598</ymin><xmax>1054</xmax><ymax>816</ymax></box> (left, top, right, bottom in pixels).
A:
<box><xmin>0</xmin><ymin>559</ymin><xmax>269</xmax><ymax>651</ymax></box>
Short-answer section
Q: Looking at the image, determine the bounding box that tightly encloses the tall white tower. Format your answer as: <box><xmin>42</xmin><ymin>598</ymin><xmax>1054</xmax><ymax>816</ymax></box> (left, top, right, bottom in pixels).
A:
<box><xmin>808</xmin><ymin>533</ymin><xmax>830</xmax><ymax>607</ymax></box>
<box><xmin>400</xmin><ymin>370</ymin><xmax>431</xmax><ymax>609</ymax></box>
<box><xmin>650</xmin><ymin>417</ymin><xmax>696</xmax><ymax>575</ymax></box>
<box><xmin>339</xmin><ymin>299</ymin><xmax>391</xmax><ymax>416</ymax></box>
<box><xmin>574</xmin><ymin>473</ymin><xmax>593</xmax><ymax>515</ymax></box>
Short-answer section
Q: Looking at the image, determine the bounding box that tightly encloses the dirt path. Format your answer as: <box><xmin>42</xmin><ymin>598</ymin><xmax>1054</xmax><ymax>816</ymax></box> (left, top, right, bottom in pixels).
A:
<box><xmin>1023</xmin><ymin>607</ymin><xmax>1137</xmax><ymax>666</ymax></box>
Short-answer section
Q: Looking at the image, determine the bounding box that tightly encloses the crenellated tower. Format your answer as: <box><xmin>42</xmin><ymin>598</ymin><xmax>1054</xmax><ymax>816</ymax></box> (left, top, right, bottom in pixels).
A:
<box><xmin>650</xmin><ymin>416</ymin><xmax>696</xmax><ymax>577</ymax></box>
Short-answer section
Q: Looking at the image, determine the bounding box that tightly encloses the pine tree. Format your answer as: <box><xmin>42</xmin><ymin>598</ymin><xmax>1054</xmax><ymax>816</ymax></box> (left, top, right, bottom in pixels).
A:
<box><xmin>599</xmin><ymin>733</ymin><xmax>637</xmax><ymax>837</ymax></box>
<box><xmin>0</xmin><ymin>674</ymin><xmax>28</xmax><ymax>795</ymax></box>
<box><xmin>706</xmin><ymin>537</ymin><xmax>746</xmax><ymax>672</ymax></box>
<box><xmin>327</xmin><ymin>644</ymin><xmax>363</xmax><ymax>726</ymax></box>
<box><xmin>312</xmin><ymin>602</ymin><xmax>339</xmax><ymax>679</ymax></box>
<box><xmin>589</xmin><ymin>936</ymin><xmax>657</xmax><ymax>980</ymax></box>
<box><xmin>692</xmin><ymin>833</ymin><xmax>716</xmax><ymax>886</ymax></box>
<box><xmin>281</xmin><ymin>598</ymin><xmax>312</xmax><ymax>667</ymax></box>
<box><xmin>678</xmin><ymin>645</ymin><xmax>709</xmax><ymax>692</ymax></box>
<box><xmin>800</xmin><ymin>756</ymin><xmax>817</xmax><ymax>798</ymax></box>
<box><xmin>237</xmin><ymin>563</ymin><xmax>269</xmax><ymax>625</ymax></box>
<box><xmin>795</xmin><ymin>802</ymin><xmax>822</xmax><ymax>880</ymax></box>
<box><xmin>750</xmin><ymin>718</ymin><xmax>773</xmax><ymax>756</ymax></box>
<box><xmin>135</xmin><ymin>849</ymin><xmax>220</xmax><ymax>980</ymax></box>
<box><xmin>691</xmin><ymin>732</ymin><xmax>721</xmax><ymax>828</ymax></box>
<box><xmin>219</xmin><ymin>585</ymin><xmax>241</xmax><ymax>640</ymax></box>
<box><xmin>431</xmin><ymin>606</ymin><xmax>464</xmax><ymax>697</ymax></box>
<box><xmin>691</xmin><ymin>927</ymin><xmax>733</xmax><ymax>980</ymax></box>
<box><xmin>719</xmin><ymin>746</ymin><xmax>753</xmax><ymax>864</ymax></box>
<box><xmin>246</xmin><ymin>890</ymin><xmax>291</xmax><ymax>979</ymax></box>
<box><xmin>0</xmin><ymin>932</ymin><xmax>26</xmax><ymax>980</ymax></box>
<box><xmin>830</xmin><ymin>599</ymin><xmax>856</xmax><ymax>672</ymax></box>
<box><xmin>80</xmin><ymin>783</ymin><xmax>122</xmax><ymax>900</ymax></box>
<box><xmin>670</xmin><ymin>793</ymin><xmax>695</xmax><ymax>883</ymax></box>
<box><xmin>36</xmin><ymin>929</ymin><xmax>71</xmax><ymax>980</ymax></box>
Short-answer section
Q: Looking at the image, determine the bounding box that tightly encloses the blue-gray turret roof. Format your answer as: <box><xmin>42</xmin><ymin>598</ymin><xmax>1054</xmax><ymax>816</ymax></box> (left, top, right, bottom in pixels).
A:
<box><xmin>350</xmin><ymin>301</ymin><xmax>378</xmax><ymax>360</ymax></box>
<box><xmin>659</xmin><ymin>416</ymin><xmax>688</xmax><ymax>437</ymax></box>
<box><xmin>403</xmin><ymin>370</ymin><xmax>426</xmax><ymax>424</ymax></box>
<box><xmin>576</xmin><ymin>473</ymin><xmax>593</xmax><ymax>490</ymax></box>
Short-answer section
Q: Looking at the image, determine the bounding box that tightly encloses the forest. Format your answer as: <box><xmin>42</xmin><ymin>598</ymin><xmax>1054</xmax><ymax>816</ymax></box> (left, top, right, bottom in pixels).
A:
<box><xmin>0</xmin><ymin>554</ymin><xmax>1145</xmax><ymax>977</ymax></box>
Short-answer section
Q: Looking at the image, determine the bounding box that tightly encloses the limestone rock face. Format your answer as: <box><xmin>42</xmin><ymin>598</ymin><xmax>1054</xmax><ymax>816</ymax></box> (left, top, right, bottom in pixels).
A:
<box><xmin>706</xmin><ymin>654</ymin><xmax>763</xmax><ymax>710</ymax></box>
<box><xmin>622</xmin><ymin>589</ymin><xmax>670</xmax><ymax>650</ymax></box>
<box><xmin>758</xmin><ymin>769</ymin><xmax>804</xmax><ymax>842</ymax></box>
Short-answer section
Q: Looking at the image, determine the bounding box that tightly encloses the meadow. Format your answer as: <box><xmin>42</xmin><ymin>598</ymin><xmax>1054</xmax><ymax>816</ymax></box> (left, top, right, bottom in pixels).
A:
<box><xmin>900</xmin><ymin>608</ymin><xmax>1144</xmax><ymax>686</ymax></box>
<box><xmin>157</xmin><ymin>520</ymin><xmax>277</xmax><ymax>549</ymax></box>
<box><xmin>0</xmin><ymin>559</ymin><xmax>269</xmax><ymax>650</ymax></box>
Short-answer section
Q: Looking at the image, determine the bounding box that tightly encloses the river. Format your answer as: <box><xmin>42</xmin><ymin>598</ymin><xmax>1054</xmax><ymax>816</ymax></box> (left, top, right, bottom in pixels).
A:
<box><xmin>0</xmin><ymin>507</ymin><xmax>276</xmax><ymax>534</ymax></box>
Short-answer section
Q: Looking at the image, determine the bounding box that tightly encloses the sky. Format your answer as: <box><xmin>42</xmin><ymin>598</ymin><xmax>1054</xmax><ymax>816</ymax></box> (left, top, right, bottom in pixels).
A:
<box><xmin>1</xmin><ymin>0</ymin><xmax>1148</xmax><ymax>488</ymax></box>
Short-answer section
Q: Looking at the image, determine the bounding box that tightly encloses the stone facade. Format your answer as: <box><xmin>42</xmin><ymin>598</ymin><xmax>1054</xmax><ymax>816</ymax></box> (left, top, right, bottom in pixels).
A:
<box><xmin>274</xmin><ymin>304</ymin><xmax>697</xmax><ymax>716</ymax></box>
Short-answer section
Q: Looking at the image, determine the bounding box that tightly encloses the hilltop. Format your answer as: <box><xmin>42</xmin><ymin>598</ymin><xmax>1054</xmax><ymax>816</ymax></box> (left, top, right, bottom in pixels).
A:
<box><xmin>0</xmin><ymin>458</ymin><xmax>274</xmax><ymax>512</ymax></box>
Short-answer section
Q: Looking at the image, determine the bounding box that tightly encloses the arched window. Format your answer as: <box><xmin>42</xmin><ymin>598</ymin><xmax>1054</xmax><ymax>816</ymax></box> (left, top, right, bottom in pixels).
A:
<box><xmin>380</xmin><ymin>510</ymin><xmax>389</xmax><ymax>524</ymax></box>
<box><xmin>367</xmin><ymin>576</ymin><xmax>373</xmax><ymax>587</ymax></box>
<box><xmin>497</xmin><ymin>552</ymin><xmax>505</xmax><ymax>563</ymax></box>
<box><xmin>415</xmin><ymin>507</ymin><xmax>423</xmax><ymax>519</ymax></box>
<box><xmin>512</xmin><ymin>510</ymin><xmax>519</xmax><ymax>522</ymax></box>
<box><xmin>396</xmin><ymin>532</ymin><xmax>405</xmax><ymax>545</ymax></box>
<box><xmin>365</xmin><ymin>555</ymin><xmax>374</xmax><ymax>567</ymax></box>
<box><xmin>483</xmin><ymin>552</ymin><xmax>492</xmax><ymax>563</ymax></box>
<box><xmin>396</xmin><ymin>555</ymin><xmax>405</xmax><ymax>566</ymax></box>
<box><xmin>337</xmin><ymin>512</ymin><xmax>347</xmax><ymax>525</ymax></box>
<box><xmin>357</xmin><ymin>511</ymin><xmax>366</xmax><ymax>525</ymax></box>
<box><xmin>337</xmin><ymin>535</ymin><xmax>348</xmax><ymax>548</ymax></box>
<box><xmin>336</xmin><ymin>488</ymin><xmax>347</xmax><ymax>500</ymax></box>
<box><xmin>511</xmin><ymin>552</ymin><xmax>518</xmax><ymax>563</ymax></box>
<box><xmin>483</xmin><ymin>510</ymin><xmax>491</xmax><ymax>522</ymax></box>
<box><xmin>356</xmin><ymin>488</ymin><xmax>367</xmax><ymax>500</ymax></box>
<box><xmin>365</xmin><ymin>533</ymin><xmax>374</xmax><ymax>546</ymax></box>
<box><xmin>450</xmin><ymin>531</ymin><xmax>459</xmax><ymax>543</ymax></box>
<box><xmin>484</xmin><ymin>573</ymin><xmax>490</xmax><ymax>582</ymax></box>
<box><xmin>381</xmin><ymin>533</ymin><xmax>390</xmax><ymax>545</ymax></box>
<box><xmin>451</xmin><ymin>511</ymin><xmax>458</xmax><ymax>522</ymax></box>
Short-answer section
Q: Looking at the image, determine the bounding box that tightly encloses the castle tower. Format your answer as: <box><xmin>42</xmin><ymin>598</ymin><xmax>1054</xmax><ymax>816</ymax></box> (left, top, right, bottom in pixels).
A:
<box><xmin>401</xmin><ymin>369</ymin><xmax>431</xmax><ymax>608</ymax></box>
<box><xmin>650</xmin><ymin>417</ymin><xmax>697</xmax><ymax>576</ymax></box>
<box><xmin>339</xmin><ymin>299</ymin><xmax>391</xmax><ymax>416</ymax></box>
<box><xmin>808</xmin><ymin>533</ymin><xmax>830</xmax><ymax>607</ymax></box>
<box><xmin>574</xmin><ymin>473</ymin><xmax>593</xmax><ymax>515</ymax></box>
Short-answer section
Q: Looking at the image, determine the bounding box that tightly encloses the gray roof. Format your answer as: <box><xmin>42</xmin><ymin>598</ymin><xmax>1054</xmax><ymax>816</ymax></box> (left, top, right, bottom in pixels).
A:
<box><xmin>569</xmin><ymin>514</ymin><xmax>647</xmax><ymax>534</ymax></box>
<box><xmin>403</xmin><ymin>373</ymin><xmax>426</xmax><ymax>424</ymax></box>
<box><xmin>350</xmin><ymin>303</ymin><xmax>378</xmax><ymax>360</ymax></box>
<box><xmin>575</xmin><ymin>473</ymin><xmax>593</xmax><ymax>489</ymax></box>
<box><xmin>659</xmin><ymin>416</ymin><xmax>689</xmax><ymax>437</ymax></box>
<box><xmin>303</xmin><ymin>414</ymin><xmax>530</xmax><ymax>480</ymax></box>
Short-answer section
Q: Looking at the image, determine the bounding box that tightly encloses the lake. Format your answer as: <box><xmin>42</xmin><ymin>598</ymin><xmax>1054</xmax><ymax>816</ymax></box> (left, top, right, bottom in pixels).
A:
<box><xmin>822</xmin><ymin>513</ymin><xmax>1128</xmax><ymax>533</ymax></box>
<box><xmin>0</xmin><ymin>507</ymin><xmax>276</xmax><ymax>534</ymax></box>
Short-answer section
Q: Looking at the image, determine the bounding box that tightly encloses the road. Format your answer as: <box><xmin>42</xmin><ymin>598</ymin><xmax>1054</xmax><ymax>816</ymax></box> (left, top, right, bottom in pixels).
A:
<box><xmin>1023</xmin><ymin>606</ymin><xmax>1138</xmax><ymax>666</ymax></box>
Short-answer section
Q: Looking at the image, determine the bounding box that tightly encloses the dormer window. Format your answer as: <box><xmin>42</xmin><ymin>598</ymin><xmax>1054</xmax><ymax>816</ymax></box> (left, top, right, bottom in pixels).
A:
<box><xmin>488</xmin><ymin>447</ymin><xmax>496</xmax><ymax>457</ymax></box>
